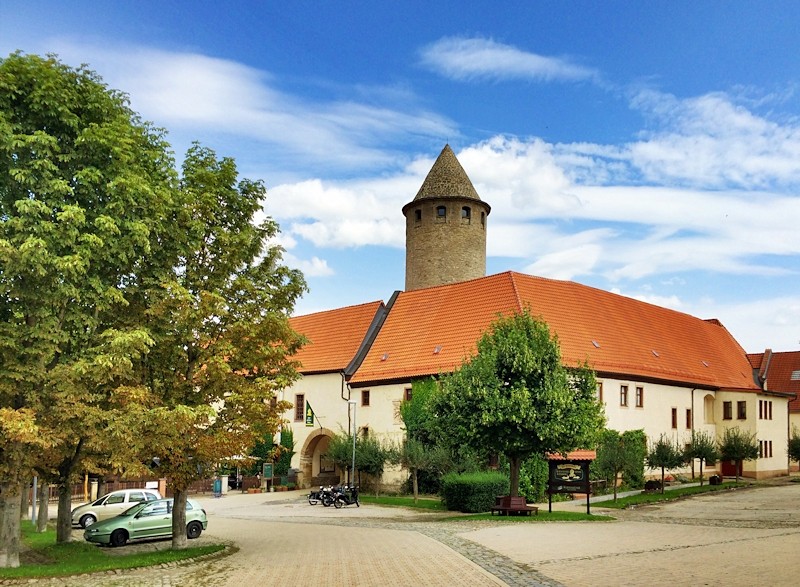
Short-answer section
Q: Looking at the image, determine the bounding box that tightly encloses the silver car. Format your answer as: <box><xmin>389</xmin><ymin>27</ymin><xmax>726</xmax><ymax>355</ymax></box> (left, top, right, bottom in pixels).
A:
<box><xmin>71</xmin><ymin>488</ymin><xmax>162</xmax><ymax>528</ymax></box>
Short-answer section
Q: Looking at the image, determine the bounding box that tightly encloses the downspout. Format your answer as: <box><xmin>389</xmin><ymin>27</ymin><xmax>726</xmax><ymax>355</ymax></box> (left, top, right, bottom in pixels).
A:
<box><xmin>690</xmin><ymin>388</ymin><xmax>696</xmax><ymax>479</ymax></box>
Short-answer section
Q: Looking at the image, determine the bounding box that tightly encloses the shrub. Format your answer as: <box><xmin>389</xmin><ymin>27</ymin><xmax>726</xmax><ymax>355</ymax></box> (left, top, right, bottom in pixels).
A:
<box><xmin>441</xmin><ymin>471</ymin><xmax>508</xmax><ymax>513</ymax></box>
<box><xmin>518</xmin><ymin>455</ymin><xmax>549</xmax><ymax>503</ymax></box>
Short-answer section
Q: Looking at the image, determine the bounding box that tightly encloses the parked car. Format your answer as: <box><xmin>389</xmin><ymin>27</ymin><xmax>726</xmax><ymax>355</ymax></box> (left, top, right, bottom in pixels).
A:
<box><xmin>71</xmin><ymin>488</ymin><xmax>162</xmax><ymax>528</ymax></box>
<box><xmin>83</xmin><ymin>498</ymin><xmax>208</xmax><ymax>547</ymax></box>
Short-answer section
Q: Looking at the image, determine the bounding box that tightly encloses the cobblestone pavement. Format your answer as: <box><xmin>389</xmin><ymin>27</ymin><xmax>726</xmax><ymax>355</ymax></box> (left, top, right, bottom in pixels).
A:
<box><xmin>23</xmin><ymin>480</ymin><xmax>800</xmax><ymax>586</ymax></box>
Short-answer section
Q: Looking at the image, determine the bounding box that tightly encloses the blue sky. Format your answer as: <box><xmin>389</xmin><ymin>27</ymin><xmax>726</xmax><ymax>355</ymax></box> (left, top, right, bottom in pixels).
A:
<box><xmin>3</xmin><ymin>2</ymin><xmax>799</xmax><ymax>353</ymax></box>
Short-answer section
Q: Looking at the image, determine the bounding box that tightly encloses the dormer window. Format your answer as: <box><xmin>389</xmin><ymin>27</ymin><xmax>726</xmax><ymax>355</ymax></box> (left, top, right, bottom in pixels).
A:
<box><xmin>436</xmin><ymin>205</ymin><xmax>446</xmax><ymax>222</ymax></box>
<box><xmin>461</xmin><ymin>206</ymin><xmax>471</xmax><ymax>224</ymax></box>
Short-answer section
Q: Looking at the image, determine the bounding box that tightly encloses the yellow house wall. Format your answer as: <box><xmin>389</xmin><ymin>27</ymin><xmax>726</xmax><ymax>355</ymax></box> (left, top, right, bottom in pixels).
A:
<box><xmin>714</xmin><ymin>392</ymin><xmax>790</xmax><ymax>479</ymax></box>
<box><xmin>280</xmin><ymin>373</ymin><xmax>790</xmax><ymax>487</ymax></box>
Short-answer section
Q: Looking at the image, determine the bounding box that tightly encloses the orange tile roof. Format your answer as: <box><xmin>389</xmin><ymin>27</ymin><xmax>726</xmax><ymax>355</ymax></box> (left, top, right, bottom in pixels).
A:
<box><xmin>289</xmin><ymin>301</ymin><xmax>384</xmax><ymax>374</ymax></box>
<box><xmin>350</xmin><ymin>271</ymin><xmax>759</xmax><ymax>391</ymax></box>
<box><xmin>547</xmin><ymin>450</ymin><xmax>597</xmax><ymax>461</ymax></box>
<box><xmin>749</xmin><ymin>350</ymin><xmax>800</xmax><ymax>410</ymax></box>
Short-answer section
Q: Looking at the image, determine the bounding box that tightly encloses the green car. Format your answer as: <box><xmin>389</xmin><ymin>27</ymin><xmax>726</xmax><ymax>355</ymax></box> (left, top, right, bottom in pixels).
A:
<box><xmin>83</xmin><ymin>498</ymin><xmax>208</xmax><ymax>547</ymax></box>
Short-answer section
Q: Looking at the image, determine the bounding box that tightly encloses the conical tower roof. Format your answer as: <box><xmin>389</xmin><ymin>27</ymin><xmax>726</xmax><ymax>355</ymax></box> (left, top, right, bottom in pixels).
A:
<box><xmin>412</xmin><ymin>144</ymin><xmax>482</xmax><ymax>202</ymax></box>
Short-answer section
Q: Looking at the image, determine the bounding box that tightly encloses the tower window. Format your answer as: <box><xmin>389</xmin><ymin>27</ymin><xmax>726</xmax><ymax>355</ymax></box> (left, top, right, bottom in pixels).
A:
<box><xmin>461</xmin><ymin>206</ymin><xmax>471</xmax><ymax>224</ymax></box>
<box><xmin>436</xmin><ymin>205</ymin><xmax>446</xmax><ymax>221</ymax></box>
<box><xmin>414</xmin><ymin>209</ymin><xmax>421</xmax><ymax>222</ymax></box>
<box><xmin>481</xmin><ymin>211</ymin><xmax>485</xmax><ymax>226</ymax></box>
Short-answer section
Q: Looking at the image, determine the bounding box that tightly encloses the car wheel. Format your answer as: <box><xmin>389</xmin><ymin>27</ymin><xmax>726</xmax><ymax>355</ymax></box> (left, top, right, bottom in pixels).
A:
<box><xmin>80</xmin><ymin>514</ymin><xmax>97</xmax><ymax>529</ymax></box>
<box><xmin>187</xmin><ymin>521</ymin><xmax>203</xmax><ymax>539</ymax></box>
<box><xmin>110</xmin><ymin>529</ymin><xmax>128</xmax><ymax>547</ymax></box>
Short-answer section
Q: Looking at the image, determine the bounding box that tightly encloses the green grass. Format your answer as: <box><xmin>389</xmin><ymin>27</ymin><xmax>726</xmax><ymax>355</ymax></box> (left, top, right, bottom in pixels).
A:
<box><xmin>357</xmin><ymin>495</ymin><xmax>613</xmax><ymax>521</ymax></box>
<box><xmin>595</xmin><ymin>482</ymin><xmax>747</xmax><ymax>509</ymax></box>
<box><xmin>358</xmin><ymin>494</ymin><xmax>448</xmax><ymax>510</ymax></box>
<box><xmin>443</xmin><ymin>510</ymin><xmax>614</xmax><ymax>522</ymax></box>
<box><xmin>0</xmin><ymin>521</ymin><xmax>226</xmax><ymax>580</ymax></box>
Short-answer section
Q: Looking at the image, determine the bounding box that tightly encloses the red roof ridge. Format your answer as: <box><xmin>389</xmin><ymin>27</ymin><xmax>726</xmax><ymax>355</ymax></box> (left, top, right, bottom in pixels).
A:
<box><xmin>292</xmin><ymin>299</ymin><xmax>385</xmax><ymax>320</ymax></box>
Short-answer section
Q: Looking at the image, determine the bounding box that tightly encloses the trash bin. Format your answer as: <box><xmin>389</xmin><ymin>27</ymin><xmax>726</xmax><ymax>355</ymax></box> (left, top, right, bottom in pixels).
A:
<box><xmin>213</xmin><ymin>477</ymin><xmax>222</xmax><ymax>497</ymax></box>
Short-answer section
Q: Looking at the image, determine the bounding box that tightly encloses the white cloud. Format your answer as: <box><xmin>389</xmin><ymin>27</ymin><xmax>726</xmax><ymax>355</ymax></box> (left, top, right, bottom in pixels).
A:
<box><xmin>36</xmin><ymin>40</ymin><xmax>457</xmax><ymax>172</ymax></box>
<box><xmin>420</xmin><ymin>37</ymin><xmax>597</xmax><ymax>83</ymax></box>
<box><xmin>625</xmin><ymin>89</ymin><xmax>800</xmax><ymax>189</ymax></box>
<box><xmin>282</xmin><ymin>253</ymin><xmax>335</xmax><ymax>278</ymax></box>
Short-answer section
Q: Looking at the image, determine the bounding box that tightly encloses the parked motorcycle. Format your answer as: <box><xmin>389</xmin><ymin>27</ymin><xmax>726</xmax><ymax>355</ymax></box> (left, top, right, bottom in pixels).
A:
<box><xmin>307</xmin><ymin>486</ymin><xmax>324</xmax><ymax>505</ymax></box>
<box><xmin>308</xmin><ymin>485</ymin><xmax>336</xmax><ymax>506</ymax></box>
<box><xmin>333</xmin><ymin>484</ymin><xmax>359</xmax><ymax>508</ymax></box>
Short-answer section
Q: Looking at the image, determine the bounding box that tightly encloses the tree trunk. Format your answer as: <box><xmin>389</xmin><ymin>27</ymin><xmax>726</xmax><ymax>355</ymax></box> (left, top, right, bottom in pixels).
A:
<box><xmin>735</xmin><ymin>460</ymin><xmax>740</xmax><ymax>483</ymax></box>
<box><xmin>36</xmin><ymin>483</ymin><xmax>49</xmax><ymax>532</ymax></box>
<box><xmin>660</xmin><ymin>466</ymin><xmax>666</xmax><ymax>494</ymax></box>
<box><xmin>699</xmin><ymin>460</ymin><xmax>705</xmax><ymax>487</ymax></box>
<box><xmin>56</xmin><ymin>483</ymin><xmax>73</xmax><ymax>543</ymax></box>
<box><xmin>613</xmin><ymin>470</ymin><xmax>619</xmax><ymax>501</ymax></box>
<box><xmin>0</xmin><ymin>481</ymin><xmax>21</xmax><ymax>568</ymax></box>
<box><xmin>19</xmin><ymin>482</ymin><xmax>29</xmax><ymax>521</ymax></box>
<box><xmin>509</xmin><ymin>455</ymin><xmax>521</xmax><ymax>497</ymax></box>
<box><xmin>412</xmin><ymin>468</ymin><xmax>419</xmax><ymax>504</ymax></box>
<box><xmin>171</xmin><ymin>488</ymin><xmax>188</xmax><ymax>549</ymax></box>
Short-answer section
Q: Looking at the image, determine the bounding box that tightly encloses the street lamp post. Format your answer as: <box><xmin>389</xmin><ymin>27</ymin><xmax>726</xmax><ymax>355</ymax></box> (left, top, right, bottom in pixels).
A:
<box><xmin>348</xmin><ymin>400</ymin><xmax>357</xmax><ymax>485</ymax></box>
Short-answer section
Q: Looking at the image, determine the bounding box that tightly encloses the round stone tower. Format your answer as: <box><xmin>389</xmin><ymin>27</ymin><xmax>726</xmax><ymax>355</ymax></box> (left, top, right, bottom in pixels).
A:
<box><xmin>402</xmin><ymin>144</ymin><xmax>491</xmax><ymax>291</ymax></box>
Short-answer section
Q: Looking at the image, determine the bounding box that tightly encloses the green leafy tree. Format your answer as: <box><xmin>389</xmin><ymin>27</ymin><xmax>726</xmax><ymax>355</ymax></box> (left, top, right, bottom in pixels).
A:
<box><xmin>399</xmin><ymin>378</ymin><xmax>438</xmax><ymax>445</ymax></box>
<box><xmin>249</xmin><ymin>432</ymin><xmax>278</xmax><ymax>476</ymax></box>
<box><xmin>719</xmin><ymin>427</ymin><xmax>759</xmax><ymax>483</ymax></box>
<box><xmin>594</xmin><ymin>429</ymin><xmax>645</xmax><ymax>500</ymax></box>
<box><xmin>433</xmin><ymin>310</ymin><xmax>605</xmax><ymax>497</ymax></box>
<box><xmin>274</xmin><ymin>428</ymin><xmax>295</xmax><ymax>478</ymax></box>
<box><xmin>685</xmin><ymin>430</ymin><xmax>719</xmax><ymax>486</ymax></box>
<box><xmin>399</xmin><ymin>378</ymin><xmax>447</xmax><ymax>502</ymax></box>
<box><xmin>788</xmin><ymin>427</ymin><xmax>800</xmax><ymax>468</ymax></box>
<box><xmin>137</xmin><ymin>143</ymin><xmax>304</xmax><ymax>548</ymax></box>
<box><xmin>357</xmin><ymin>435</ymin><xmax>396</xmax><ymax>496</ymax></box>
<box><xmin>0</xmin><ymin>52</ymin><xmax>179</xmax><ymax>557</ymax></box>
<box><xmin>397</xmin><ymin>438</ymin><xmax>449</xmax><ymax>502</ymax></box>
<box><xmin>325</xmin><ymin>432</ymin><xmax>356</xmax><ymax>482</ymax></box>
<box><xmin>646</xmin><ymin>435</ymin><xmax>687</xmax><ymax>494</ymax></box>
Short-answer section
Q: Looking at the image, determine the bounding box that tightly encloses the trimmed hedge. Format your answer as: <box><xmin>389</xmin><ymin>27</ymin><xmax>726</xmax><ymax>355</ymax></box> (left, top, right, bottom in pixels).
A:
<box><xmin>441</xmin><ymin>471</ymin><xmax>509</xmax><ymax>513</ymax></box>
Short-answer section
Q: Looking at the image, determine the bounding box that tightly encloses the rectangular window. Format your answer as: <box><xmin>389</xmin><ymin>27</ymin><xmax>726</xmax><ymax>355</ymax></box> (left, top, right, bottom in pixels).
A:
<box><xmin>405</xmin><ymin>388</ymin><xmax>413</xmax><ymax>402</ymax></box>
<box><xmin>759</xmin><ymin>440</ymin><xmax>764</xmax><ymax>458</ymax></box>
<box><xmin>635</xmin><ymin>386</ymin><xmax>644</xmax><ymax>408</ymax></box>
<box><xmin>671</xmin><ymin>407</ymin><xmax>678</xmax><ymax>429</ymax></box>
<box><xmin>596</xmin><ymin>382</ymin><xmax>603</xmax><ymax>403</ymax></box>
<box><xmin>737</xmin><ymin>401</ymin><xmax>747</xmax><ymax>420</ymax></box>
<box><xmin>760</xmin><ymin>400</ymin><xmax>773</xmax><ymax>420</ymax></box>
<box><xmin>294</xmin><ymin>394</ymin><xmax>305</xmax><ymax>421</ymax></box>
<box><xmin>361</xmin><ymin>389</ymin><xmax>370</xmax><ymax>407</ymax></box>
<box><xmin>620</xmin><ymin>385</ymin><xmax>629</xmax><ymax>407</ymax></box>
<box><xmin>769</xmin><ymin>440</ymin><xmax>773</xmax><ymax>458</ymax></box>
<box><xmin>723</xmin><ymin>401</ymin><xmax>732</xmax><ymax>420</ymax></box>
<box><xmin>686</xmin><ymin>408</ymin><xmax>692</xmax><ymax>429</ymax></box>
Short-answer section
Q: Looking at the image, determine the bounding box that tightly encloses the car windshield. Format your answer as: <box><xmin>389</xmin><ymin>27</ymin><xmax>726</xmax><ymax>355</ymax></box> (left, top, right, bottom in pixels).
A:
<box><xmin>120</xmin><ymin>501</ymin><xmax>150</xmax><ymax>517</ymax></box>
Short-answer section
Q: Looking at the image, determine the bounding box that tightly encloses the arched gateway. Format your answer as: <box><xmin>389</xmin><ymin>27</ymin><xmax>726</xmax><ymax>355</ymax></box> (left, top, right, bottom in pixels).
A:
<box><xmin>298</xmin><ymin>427</ymin><xmax>340</xmax><ymax>488</ymax></box>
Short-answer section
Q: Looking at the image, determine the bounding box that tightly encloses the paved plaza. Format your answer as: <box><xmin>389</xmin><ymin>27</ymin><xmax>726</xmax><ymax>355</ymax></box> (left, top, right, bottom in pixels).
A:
<box><xmin>28</xmin><ymin>480</ymin><xmax>800</xmax><ymax>586</ymax></box>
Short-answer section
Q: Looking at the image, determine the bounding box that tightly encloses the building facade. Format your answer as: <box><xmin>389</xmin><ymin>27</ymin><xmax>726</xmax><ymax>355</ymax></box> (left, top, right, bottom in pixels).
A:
<box><xmin>281</xmin><ymin>146</ymin><xmax>793</xmax><ymax>488</ymax></box>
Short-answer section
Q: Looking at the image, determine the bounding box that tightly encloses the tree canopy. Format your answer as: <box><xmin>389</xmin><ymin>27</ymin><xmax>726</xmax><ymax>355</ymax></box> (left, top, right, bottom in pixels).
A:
<box><xmin>719</xmin><ymin>427</ymin><xmax>759</xmax><ymax>482</ymax></box>
<box><xmin>136</xmin><ymin>143</ymin><xmax>305</xmax><ymax>548</ymax></box>
<box><xmin>0</xmin><ymin>52</ymin><xmax>307</xmax><ymax>558</ymax></box>
<box><xmin>0</xmin><ymin>52</ymin><xmax>179</xmax><ymax>557</ymax></box>
<box><xmin>433</xmin><ymin>310</ymin><xmax>605</xmax><ymax>497</ymax></box>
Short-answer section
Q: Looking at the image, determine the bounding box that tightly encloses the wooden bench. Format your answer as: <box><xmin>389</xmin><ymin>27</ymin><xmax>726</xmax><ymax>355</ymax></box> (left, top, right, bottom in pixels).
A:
<box><xmin>491</xmin><ymin>495</ymin><xmax>538</xmax><ymax>516</ymax></box>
